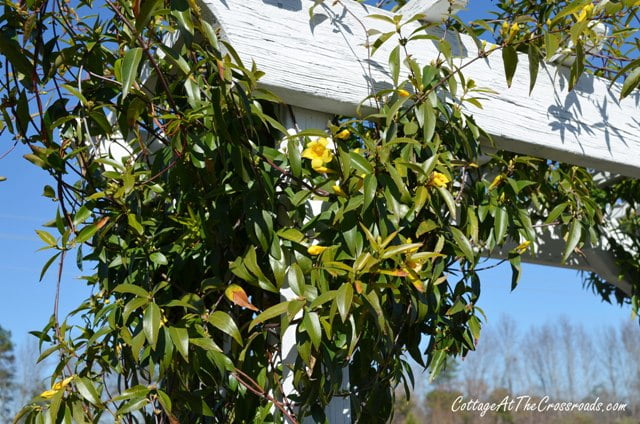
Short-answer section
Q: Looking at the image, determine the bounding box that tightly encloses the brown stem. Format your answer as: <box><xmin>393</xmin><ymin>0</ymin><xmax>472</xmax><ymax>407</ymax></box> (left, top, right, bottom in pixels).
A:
<box><xmin>232</xmin><ymin>369</ymin><xmax>299</xmax><ymax>424</ymax></box>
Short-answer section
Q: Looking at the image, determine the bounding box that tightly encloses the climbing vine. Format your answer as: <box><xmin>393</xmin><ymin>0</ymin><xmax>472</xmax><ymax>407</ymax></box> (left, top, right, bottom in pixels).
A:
<box><xmin>0</xmin><ymin>0</ymin><xmax>638</xmax><ymax>422</ymax></box>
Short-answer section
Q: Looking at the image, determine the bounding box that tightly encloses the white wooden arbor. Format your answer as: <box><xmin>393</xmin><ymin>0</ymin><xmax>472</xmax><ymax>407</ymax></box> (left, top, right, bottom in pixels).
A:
<box><xmin>197</xmin><ymin>0</ymin><xmax>639</xmax><ymax>421</ymax></box>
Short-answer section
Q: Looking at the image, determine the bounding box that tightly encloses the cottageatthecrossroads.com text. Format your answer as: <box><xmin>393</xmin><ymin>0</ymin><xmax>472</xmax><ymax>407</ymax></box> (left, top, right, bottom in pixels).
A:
<box><xmin>451</xmin><ymin>395</ymin><xmax>628</xmax><ymax>417</ymax></box>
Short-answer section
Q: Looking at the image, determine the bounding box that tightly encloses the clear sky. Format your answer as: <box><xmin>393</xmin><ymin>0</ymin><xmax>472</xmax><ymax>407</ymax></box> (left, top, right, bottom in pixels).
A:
<box><xmin>0</xmin><ymin>0</ymin><xmax>634</xmax><ymax>355</ymax></box>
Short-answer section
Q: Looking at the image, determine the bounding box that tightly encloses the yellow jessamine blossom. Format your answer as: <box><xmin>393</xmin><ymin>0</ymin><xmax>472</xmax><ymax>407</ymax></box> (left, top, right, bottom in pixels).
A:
<box><xmin>489</xmin><ymin>174</ymin><xmax>505</xmax><ymax>190</ymax></box>
<box><xmin>515</xmin><ymin>240</ymin><xmax>531</xmax><ymax>253</ymax></box>
<box><xmin>336</xmin><ymin>129</ymin><xmax>351</xmax><ymax>140</ymax></box>
<box><xmin>576</xmin><ymin>3</ymin><xmax>594</xmax><ymax>23</ymax></box>
<box><xmin>40</xmin><ymin>389</ymin><xmax>58</xmax><ymax>399</ymax></box>
<box><xmin>397</xmin><ymin>89</ymin><xmax>410</xmax><ymax>97</ymax></box>
<box><xmin>510</xmin><ymin>22</ymin><xmax>519</xmax><ymax>38</ymax></box>
<box><xmin>307</xmin><ymin>245</ymin><xmax>328</xmax><ymax>255</ymax></box>
<box><xmin>332</xmin><ymin>184</ymin><xmax>347</xmax><ymax>197</ymax></box>
<box><xmin>429</xmin><ymin>172</ymin><xmax>450</xmax><ymax>188</ymax></box>
<box><xmin>301</xmin><ymin>138</ymin><xmax>334</xmax><ymax>170</ymax></box>
<box><xmin>313</xmin><ymin>165</ymin><xmax>332</xmax><ymax>173</ymax></box>
<box><xmin>39</xmin><ymin>376</ymin><xmax>74</xmax><ymax>399</ymax></box>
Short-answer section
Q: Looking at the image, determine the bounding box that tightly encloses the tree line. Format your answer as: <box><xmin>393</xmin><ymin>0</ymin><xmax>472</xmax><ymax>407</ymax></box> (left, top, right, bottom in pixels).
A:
<box><xmin>393</xmin><ymin>315</ymin><xmax>640</xmax><ymax>424</ymax></box>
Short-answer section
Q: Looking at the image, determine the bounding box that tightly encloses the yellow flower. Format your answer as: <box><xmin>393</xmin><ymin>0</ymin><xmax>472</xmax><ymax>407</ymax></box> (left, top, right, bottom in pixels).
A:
<box><xmin>509</xmin><ymin>22</ymin><xmax>519</xmax><ymax>39</ymax></box>
<box><xmin>336</xmin><ymin>129</ymin><xmax>351</xmax><ymax>140</ymax></box>
<box><xmin>307</xmin><ymin>245</ymin><xmax>328</xmax><ymax>255</ymax></box>
<box><xmin>515</xmin><ymin>240</ymin><xmax>531</xmax><ymax>253</ymax></box>
<box><xmin>397</xmin><ymin>89</ymin><xmax>410</xmax><ymax>97</ymax></box>
<box><xmin>429</xmin><ymin>172</ymin><xmax>450</xmax><ymax>188</ymax></box>
<box><xmin>40</xmin><ymin>376</ymin><xmax>74</xmax><ymax>399</ymax></box>
<box><xmin>312</xmin><ymin>165</ymin><xmax>332</xmax><ymax>173</ymax></box>
<box><xmin>501</xmin><ymin>21</ymin><xmax>510</xmax><ymax>36</ymax></box>
<box><xmin>40</xmin><ymin>389</ymin><xmax>58</xmax><ymax>399</ymax></box>
<box><xmin>54</xmin><ymin>376</ymin><xmax>74</xmax><ymax>390</ymax></box>
<box><xmin>332</xmin><ymin>185</ymin><xmax>347</xmax><ymax>197</ymax></box>
<box><xmin>488</xmin><ymin>174</ymin><xmax>505</xmax><ymax>190</ymax></box>
<box><xmin>302</xmin><ymin>138</ymin><xmax>333</xmax><ymax>170</ymax></box>
<box><xmin>576</xmin><ymin>3</ymin><xmax>594</xmax><ymax>23</ymax></box>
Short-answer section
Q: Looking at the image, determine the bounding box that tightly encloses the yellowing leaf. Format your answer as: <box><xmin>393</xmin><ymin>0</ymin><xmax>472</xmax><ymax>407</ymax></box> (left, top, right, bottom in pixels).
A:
<box><xmin>225</xmin><ymin>284</ymin><xmax>259</xmax><ymax>311</ymax></box>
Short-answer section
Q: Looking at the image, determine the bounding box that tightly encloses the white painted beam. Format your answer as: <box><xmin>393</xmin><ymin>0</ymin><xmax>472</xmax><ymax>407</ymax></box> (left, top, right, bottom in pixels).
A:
<box><xmin>199</xmin><ymin>0</ymin><xmax>640</xmax><ymax>178</ymax></box>
<box><xmin>397</xmin><ymin>0</ymin><xmax>468</xmax><ymax>22</ymax></box>
<box><xmin>493</xmin><ymin>227</ymin><xmax>632</xmax><ymax>296</ymax></box>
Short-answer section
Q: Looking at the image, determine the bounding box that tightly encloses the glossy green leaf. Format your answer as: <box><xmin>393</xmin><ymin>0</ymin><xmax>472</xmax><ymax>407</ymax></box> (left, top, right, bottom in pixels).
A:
<box><xmin>120</xmin><ymin>47</ymin><xmax>143</xmax><ymax>100</ymax></box>
<box><xmin>450</xmin><ymin>227</ymin><xmax>474</xmax><ymax>262</ymax></box>
<box><xmin>143</xmin><ymin>303</ymin><xmax>161</xmax><ymax>348</ymax></box>
<box><xmin>562</xmin><ymin>220</ymin><xmax>582</xmax><ymax>263</ymax></box>
<box><xmin>502</xmin><ymin>45</ymin><xmax>518</xmax><ymax>88</ymax></box>
<box><xmin>168</xmin><ymin>326</ymin><xmax>189</xmax><ymax>361</ymax></box>
<box><xmin>336</xmin><ymin>283</ymin><xmax>353</xmax><ymax>323</ymax></box>
<box><xmin>209</xmin><ymin>311</ymin><xmax>243</xmax><ymax>346</ymax></box>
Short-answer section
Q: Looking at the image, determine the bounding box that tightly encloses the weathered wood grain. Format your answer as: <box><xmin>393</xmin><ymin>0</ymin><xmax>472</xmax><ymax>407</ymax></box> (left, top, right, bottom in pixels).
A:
<box><xmin>200</xmin><ymin>0</ymin><xmax>640</xmax><ymax>177</ymax></box>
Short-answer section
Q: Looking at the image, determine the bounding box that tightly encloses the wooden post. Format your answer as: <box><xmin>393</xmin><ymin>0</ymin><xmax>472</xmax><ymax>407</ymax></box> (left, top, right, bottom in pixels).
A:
<box><xmin>276</xmin><ymin>105</ymin><xmax>351</xmax><ymax>423</ymax></box>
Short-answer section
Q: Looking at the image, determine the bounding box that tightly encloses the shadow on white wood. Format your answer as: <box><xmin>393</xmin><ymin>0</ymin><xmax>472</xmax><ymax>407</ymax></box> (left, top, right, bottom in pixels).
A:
<box><xmin>200</xmin><ymin>0</ymin><xmax>640</xmax><ymax>178</ymax></box>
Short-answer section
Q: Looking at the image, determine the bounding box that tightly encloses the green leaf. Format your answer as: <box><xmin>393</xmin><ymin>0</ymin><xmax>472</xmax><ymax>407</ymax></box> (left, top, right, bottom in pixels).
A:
<box><xmin>150</xmin><ymin>252</ymin><xmax>168</xmax><ymax>266</ymax></box>
<box><xmin>446</xmin><ymin>298</ymin><xmax>465</xmax><ymax>315</ymax></box>
<box><xmin>250</xmin><ymin>301</ymin><xmax>291</xmax><ymax>330</ymax></box>
<box><xmin>36</xmin><ymin>230</ymin><xmax>57</xmax><ymax>247</ymax></box>
<box><xmin>429</xmin><ymin>349</ymin><xmax>447</xmax><ymax>382</ymax></box>
<box><xmin>303</xmin><ymin>311</ymin><xmax>322</xmax><ymax>350</ymax></box>
<box><xmin>621</xmin><ymin>67</ymin><xmax>640</xmax><ymax>99</ymax></box>
<box><xmin>286</xmin><ymin>263</ymin><xmax>305</xmax><ymax>297</ymax></box>
<box><xmin>135</xmin><ymin>0</ymin><xmax>163</xmax><ymax>32</ymax></box>
<box><xmin>494</xmin><ymin>206</ymin><xmax>508</xmax><ymax>244</ymax></box>
<box><xmin>39</xmin><ymin>252</ymin><xmax>61</xmax><ymax>281</ymax></box>
<box><xmin>436</xmin><ymin>186</ymin><xmax>457</xmax><ymax>220</ymax></box>
<box><xmin>502</xmin><ymin>45</ymin><xmax>518</xmax><ymax>88</ymax></box>
<box><xmin>73</xmin><ymin>206</ymin><xmax>92</xmax><ymax>227</ymax></box>
<box><xmin>126</xmin><ymin>213</ymin><xmax>143</xmax><ymax>235</ymax></box>
<box><xmin>156</xmin><ymin>390</ymin><xmax>172</xmax><ymax>414</ymax></box>
<box><xmin>544</xmin><ymin>32</ymin><xmax>560</xmax><ymax>61</ymax></box>
<box><xmin>0</xmin><ymin>31</ymin><xmax>34</xmax><ymax>76</ymax></box>
<box><xmin>450</xmin><ymin>227</ymin><xmax>474</xmax><ymax>262</ymax></box>
<box><xmin>528</xmin><ymin>44</ymin><xmax>539</xmax><ymax>94</ymax></box>
<box><xmin>510</xmin><ymin>254</ymin><xmax>522</xmax><ymax>291</ymax></box>
<box><xmin>468</xmin><ymin>316</ymin><xmax>481</xmax><ymax>340</ymax></box>
<box><xmin>545</xmin><ymin>202</ymin><xmax>569</xmax><ymax>224</ymax></box>
<box><xmin>74</xmin><ymin>377</ymin><xmax>101</xmax><ymax>405</ymax></box>
<box><xmin>143</xmin><ymin>303</ymin><xmax>161</xmax><ymax>348</ymax></box>
<box><xmin>363</xmin><ymin>174</ymin><xmax>377</xmax><ymax>212</ymax></box>
<box><xmin>562</xmin><ymin>220</ymin><xmax>582</xmax><ymax>263</ymax></box>
<box><xmin>422</xmin><ymin>103</ymin><xmax>436</xmax><ymax>143</ymax></box>
<box><xmin>208</xmin><ymin>311</ymin><xmax>243</xmax><ymax>346</ymax></box>
<box><xmin>75</xmin><ymin>223</ymin><xmax>99</xmax><ymax>244</ymax></box>
<box><xmin>389</xmin><ymin>45</ymin><xmax>400</xmax><ymax>85</ymax></box>
<box><xmin>168</xmin><ymin>327</ymin><xmax>189</xmax><ymax>361</ymax></box>
<box><xmin>113</xmin><ymin>283</ymin><xmax>150</xmax><ymax>298</ymax></box>
<box><xmin>120</xmin><ymin>47</ymin><xmax>143</xmax><ymax>100</ymax></box>
<box><xmin>336</xmin><ymin>283</ymin><xmax>353</xmax><ymax>323</ymax></box>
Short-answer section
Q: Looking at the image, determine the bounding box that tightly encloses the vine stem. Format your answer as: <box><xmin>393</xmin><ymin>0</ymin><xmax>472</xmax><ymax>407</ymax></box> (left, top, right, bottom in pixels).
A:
<box><xmin>232</xmin><ymin>368</ymin><xmax>300</xmax><ymax>424</ymax></box>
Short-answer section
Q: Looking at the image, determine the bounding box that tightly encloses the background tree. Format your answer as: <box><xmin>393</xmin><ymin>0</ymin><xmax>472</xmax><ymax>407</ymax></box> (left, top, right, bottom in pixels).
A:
<box><xmin>0</xmin><ymin>325</ymin><xmax>15</xmax><ymax>422</ymax></box>
<box><xmin>0</xmin><ymin>0</ymin><xmax>638</xmax><ymax>422</ymax></box>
